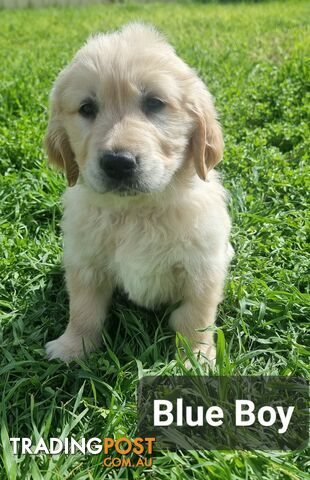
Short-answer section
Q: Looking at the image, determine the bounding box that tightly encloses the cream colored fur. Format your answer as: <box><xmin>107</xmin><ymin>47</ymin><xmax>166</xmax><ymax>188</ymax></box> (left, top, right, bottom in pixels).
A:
<box><xmin>44</xmin><ymin>23</ymin><xmax>233</xmax><ymax>363</ymax></box>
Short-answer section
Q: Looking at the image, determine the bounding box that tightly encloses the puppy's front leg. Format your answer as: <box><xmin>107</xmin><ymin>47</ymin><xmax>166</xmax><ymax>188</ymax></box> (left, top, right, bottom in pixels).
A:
<box><xmin>45</xmin><ymin>268</ymin><xmax>113</xmax><ymax>362</ymax></box>
<box><xmin>169</xmin><ymin>302</ymin><xmax>217</xmax><ymax>363</ymax></box>
<box><xmin>169</xmin><ymin>281</ymin><xmax>224</xmax><ymax>364</ymax></box>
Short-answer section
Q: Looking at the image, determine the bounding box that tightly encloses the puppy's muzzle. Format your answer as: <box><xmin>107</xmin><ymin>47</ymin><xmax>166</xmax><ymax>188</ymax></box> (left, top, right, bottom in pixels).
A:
<box><xmin>100</xmin><ymin>150</ymin><xmax>137</xmax><ymax>181</ymax></box>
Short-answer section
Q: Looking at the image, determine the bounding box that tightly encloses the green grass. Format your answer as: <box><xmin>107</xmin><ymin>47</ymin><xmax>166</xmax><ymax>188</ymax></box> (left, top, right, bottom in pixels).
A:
<box><xmin>0</xmin><ymin>0</ymin><xmax>114</xmax><ymax>8</ymax></box>
<box><xmin>0</xmin><ymin>1</ymin><xmax>309</xmax><ymax>479</ymax></box>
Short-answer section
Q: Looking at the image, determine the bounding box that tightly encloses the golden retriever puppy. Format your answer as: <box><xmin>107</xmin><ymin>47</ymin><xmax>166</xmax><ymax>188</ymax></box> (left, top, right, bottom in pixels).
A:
<box><xmin>44</xmin><ymin>23</ymin><xmax>233</xmax><ymax>363</ymax></box>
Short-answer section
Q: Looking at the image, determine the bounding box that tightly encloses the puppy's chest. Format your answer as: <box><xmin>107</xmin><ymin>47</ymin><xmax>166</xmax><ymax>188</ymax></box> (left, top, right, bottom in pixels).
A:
<box><xmin>103</xmin><ymin>215</ymin><xmax>188</xmax><ymax>308</ymax></box>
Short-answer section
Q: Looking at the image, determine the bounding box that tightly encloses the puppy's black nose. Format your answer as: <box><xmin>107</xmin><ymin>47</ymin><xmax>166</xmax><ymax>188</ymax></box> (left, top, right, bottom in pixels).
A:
<box><xmin>100</xmin><ymin>151</ymin><xmax>137</xmax><ymax>180</ymax></box>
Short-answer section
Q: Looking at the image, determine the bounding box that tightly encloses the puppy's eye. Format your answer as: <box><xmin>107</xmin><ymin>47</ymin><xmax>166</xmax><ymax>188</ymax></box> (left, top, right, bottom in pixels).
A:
<box><xmin>79</xmin><ymin>100</ymin><xmax>98</xmax><ymax>119</ymax></box>
<box><xmin>143</xmin><ymin>96</ymin><xmax>165</xmax><ymax>114</ymax></box>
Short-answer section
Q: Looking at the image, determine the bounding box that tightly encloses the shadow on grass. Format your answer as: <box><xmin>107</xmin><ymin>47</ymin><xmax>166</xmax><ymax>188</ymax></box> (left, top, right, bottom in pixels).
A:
<box><xmin>12</xmin><ymin>264</ymin><xmax>175</xmax><ymax>369</ymax></box>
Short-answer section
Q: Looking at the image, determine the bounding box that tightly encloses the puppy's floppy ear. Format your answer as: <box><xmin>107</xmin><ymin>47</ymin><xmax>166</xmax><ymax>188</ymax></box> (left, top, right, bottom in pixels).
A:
<box><xmin>44</xmin><ymin>107</ymin><xmax>79</xmax><ymax>187</ymax></box>
<box><xmin>189</xmin><ymin>85</ymin><xmax>224</xmax><ymax>181</ymax></box>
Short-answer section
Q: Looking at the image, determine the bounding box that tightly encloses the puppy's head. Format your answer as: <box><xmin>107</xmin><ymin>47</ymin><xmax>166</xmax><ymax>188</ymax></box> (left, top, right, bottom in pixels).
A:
<box><xmin>45</xmin><ymin>23</ymin><xmax>223</xmax><ymax>194</ymax></box>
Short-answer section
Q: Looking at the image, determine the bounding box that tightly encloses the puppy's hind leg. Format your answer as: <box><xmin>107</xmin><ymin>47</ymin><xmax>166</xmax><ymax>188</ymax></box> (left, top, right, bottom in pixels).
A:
<box><xmin>45</xmin><ymin>268</ymin><xmax>113</xmax><ymax>362</ymax></box>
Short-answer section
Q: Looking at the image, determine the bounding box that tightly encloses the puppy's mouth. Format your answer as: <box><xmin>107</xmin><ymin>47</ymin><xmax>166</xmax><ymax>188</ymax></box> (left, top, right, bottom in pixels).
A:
<box><xmin>85</xmin><ymin>163</ymin><xmax>162</xmax><ymax>196</ymax></box>
<box><xmin>109</xmin><ymin>185</ymin><xmax>141</xmax><ymax>197</ymax></box>
<box><xmin>105</xmin><ymin>179</ymin><xmax>151</xmax><ymax>196</ymax></box>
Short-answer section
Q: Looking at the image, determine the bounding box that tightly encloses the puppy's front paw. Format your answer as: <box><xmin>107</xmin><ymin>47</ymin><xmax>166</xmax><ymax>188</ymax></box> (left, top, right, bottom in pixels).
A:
<box><xmin>199</xmin><ymin>343</ymin><xmax>216</xmax><ymax>364</ymax></box>
<box><xmin>45</xmin><ymin>332</ymin><xmax>95</xmax><ymax>362</ymax></box>
<box><xmin>169</xmin><ymin>305</ymin><xmax>216</xmax><ymax>368</ymax></box>
<box><xmin>183</xmin><ymin>344</ymin><xmax>216</xmax><ymax>370</ymax></box>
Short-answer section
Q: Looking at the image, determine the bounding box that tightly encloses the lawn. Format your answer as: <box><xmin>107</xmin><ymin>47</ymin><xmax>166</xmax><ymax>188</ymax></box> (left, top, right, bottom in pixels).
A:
<box><xmin>0</xmin><ymin>1</ymin><xmax>309</xmax><ymax>479</ymax></box>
